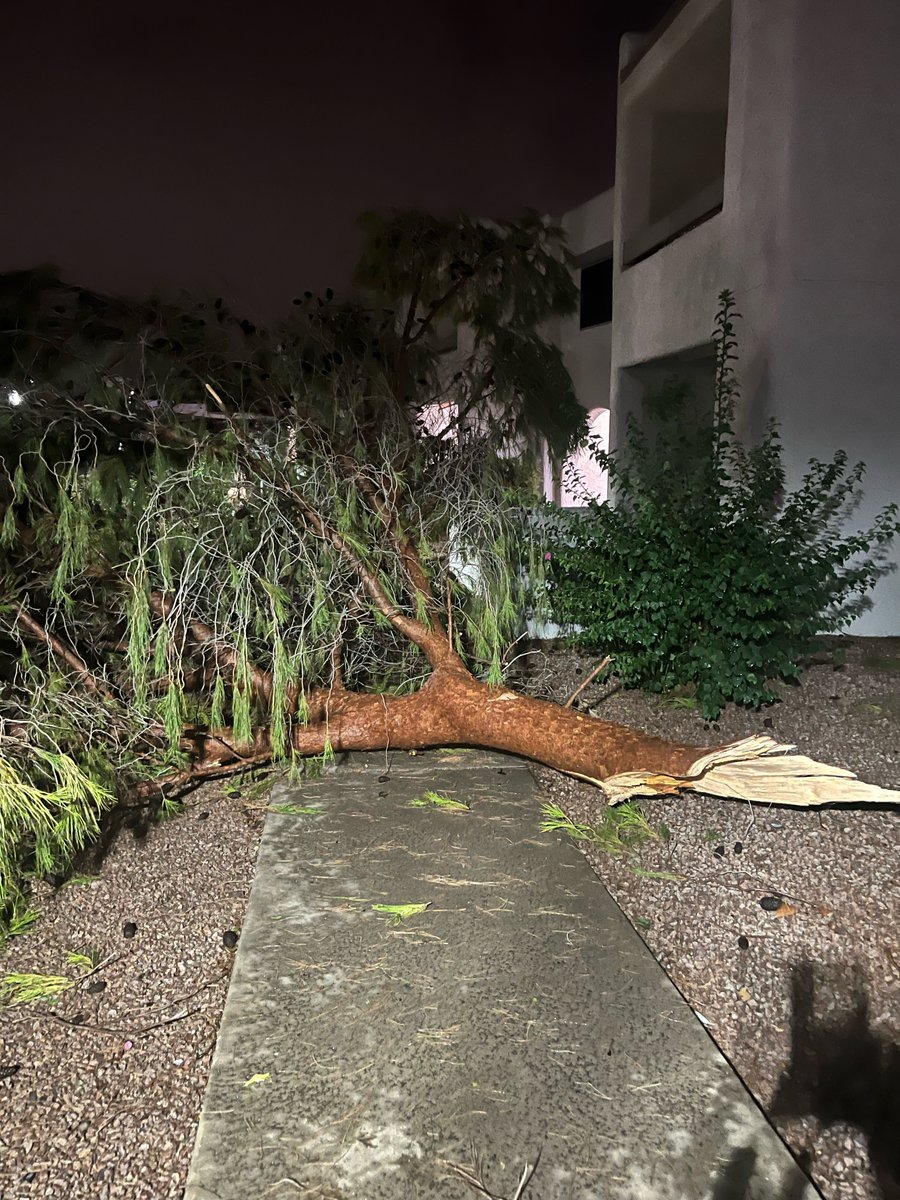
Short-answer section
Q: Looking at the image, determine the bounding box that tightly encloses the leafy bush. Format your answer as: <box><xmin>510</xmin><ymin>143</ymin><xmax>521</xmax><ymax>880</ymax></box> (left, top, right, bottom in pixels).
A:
<box><xmin>546</xmin><ymin>291</ymin><xmax>899</xmax><ymax>717</ymax></box>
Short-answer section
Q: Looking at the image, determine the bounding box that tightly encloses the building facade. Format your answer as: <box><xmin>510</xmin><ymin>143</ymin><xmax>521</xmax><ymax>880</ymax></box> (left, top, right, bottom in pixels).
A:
<box><xmin>558</xmin><ymin>0</ymin><xmax>900</xmax><ymax>635</ymax></box>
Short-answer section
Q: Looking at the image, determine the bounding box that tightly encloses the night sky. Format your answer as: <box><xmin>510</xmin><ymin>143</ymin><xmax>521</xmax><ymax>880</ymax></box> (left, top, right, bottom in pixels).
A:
<box><xmin>2</xmin><ymin>0</ymin><xmax>670</xmax><ymax>318</ymax></box>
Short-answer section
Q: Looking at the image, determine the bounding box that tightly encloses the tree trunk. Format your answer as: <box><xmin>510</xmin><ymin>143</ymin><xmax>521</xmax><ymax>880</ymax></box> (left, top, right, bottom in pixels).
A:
<box><xmin>192</xmin><ymin>665</ymin><xmax>898</xmax><ymax>810</ymax></box>
<box><xmin>200</xmin><ymin>666</ymin><xmax>703</xmax><ymax>781</ymax></box>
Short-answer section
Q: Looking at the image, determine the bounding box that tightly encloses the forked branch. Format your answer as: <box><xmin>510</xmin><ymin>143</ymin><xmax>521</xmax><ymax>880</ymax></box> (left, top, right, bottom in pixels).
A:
<box><xmin>445</xmin><ymin>1148</ymin><xmax>541</xmax><ymax>1200</ymax></box>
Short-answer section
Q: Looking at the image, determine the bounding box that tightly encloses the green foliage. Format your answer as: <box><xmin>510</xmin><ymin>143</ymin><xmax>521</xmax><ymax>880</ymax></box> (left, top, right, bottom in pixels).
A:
<box><xmin>3</xmin><ymin>899</ymin><xmax>40</xmax><ymax>941</ymax></box>
<box><xmin>407</xmin><ymin>789</ymin><xmax>469</xmax><ymax>811</ymax></box>
<box><xmin>546</xmin><ymin>291</ymin><xmax>900</xmax><ymax>717</ymax></box>
<box><xmin>0</xmin><ymin>741</ymin><xmax>113</xmax><ymax>921</ymax></box>
<box><xmin>65</xmin><ymin>949</ymin><xmax>100</xmax><ymax>970</ymax></box>
<box><xmin>370</xmin><ymin>901</ymin><xmax>430</xmax><ymax>926</ymax></box>
<box><xmin>353</xmin><ymin>209</ymin><xmax>584</xmax><ymax>459</ymax></box>
<box><xmin>0</xmin><ymin>971</ymin><xmax>74</xmax><ymax>1006</ymax></box>
<box><xmin>0</xmin><ymin>211</ymin><xmax>580</xmax><ymax>906</ymax></box>
<box><xmin>539</xmin><ymin>800</ymin><xmax>665</xmax><ymax>856</ymax></box>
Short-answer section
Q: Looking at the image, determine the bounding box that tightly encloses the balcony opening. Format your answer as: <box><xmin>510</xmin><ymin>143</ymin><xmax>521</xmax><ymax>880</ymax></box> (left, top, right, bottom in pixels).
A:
<box><xmin>613</xmin><ymin>346</ymin><xmax>716</xmax><ymax>464</ymax></box>
<box><xmin>621</xmin><ymin>0</ymin><xmax>731</xmax><ymax>267</ymax></box>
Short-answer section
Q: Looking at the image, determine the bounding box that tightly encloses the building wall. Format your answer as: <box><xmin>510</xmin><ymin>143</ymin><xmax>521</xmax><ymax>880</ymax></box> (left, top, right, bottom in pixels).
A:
<box><xmin>539</xmin><ymin>191</ymin><xmax>615</xmax><ymax>507</ymax></box>
<box><xmin>609</xmin><ymin>0</ymin><xmax>900</xmax><ymax>634</ymax></box>
<box><xmin>767</xmin><ymin>0</ymin><xmax>900</xmax><ymax>635</ymax></box>
<box><xmin>558</xmin><ymin>191</ymin><xmax>614</xmax><ymax>420</ymax></box>
<box><xmin>561</xmin><ymin>190</ymin><xmax>614</xmax><ymax>263</ymax></box>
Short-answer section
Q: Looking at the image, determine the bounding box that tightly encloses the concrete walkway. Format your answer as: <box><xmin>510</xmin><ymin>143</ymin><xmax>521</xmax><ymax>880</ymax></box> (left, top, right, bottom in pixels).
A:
<box><xmin>185</xmin><ymin>750</ymin><xmax>819</xmax><ymax>1200</ymax></box>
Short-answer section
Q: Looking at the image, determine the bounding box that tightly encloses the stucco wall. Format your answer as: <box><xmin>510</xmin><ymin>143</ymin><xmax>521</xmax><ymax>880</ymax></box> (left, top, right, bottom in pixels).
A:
<box><xmin>609</xmin><ymin>0</ymin><xmax>900</xmax><ymax>634</ymax></box>
<box><xmin>769</xmin><ymin>281</ymin><xmax>900</xmax><ymax>633</ymax></box>
<box><xmin>613</xmin><ymin>212</ymin><xmax>725</xmax><ymax>366</ymax></box>
<box><xmin>556</xmin><ymin>191</ymin><xmax>614</xmax><ymax>420</ymax></box>
<box><xmin>763</xmin><ymin>0</ymin><xmax>900</xmax><ymax>634</ymax></box>
<box><xmin>562</xmin><ymin>191</ymin><xmax>614</xmax><ymax>263</ymax></box>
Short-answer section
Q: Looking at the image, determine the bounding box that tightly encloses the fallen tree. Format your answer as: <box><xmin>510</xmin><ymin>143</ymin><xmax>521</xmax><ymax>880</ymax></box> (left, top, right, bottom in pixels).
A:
<box><xmin>0</xmin><ymin>212</ymin><xmax>896</xmax><ymax>916</ymax></box>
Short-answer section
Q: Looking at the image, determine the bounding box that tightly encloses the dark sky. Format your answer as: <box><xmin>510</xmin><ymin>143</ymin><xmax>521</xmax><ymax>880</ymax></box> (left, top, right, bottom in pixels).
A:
<box><xmin>2</xmin><ymin>0</ymin><xmax>670</xmax><ymax>317</ymax></box>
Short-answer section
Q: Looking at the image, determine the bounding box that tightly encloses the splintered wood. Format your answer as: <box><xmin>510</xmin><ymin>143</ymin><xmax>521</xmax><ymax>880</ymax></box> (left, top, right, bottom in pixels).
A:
<box><xmin>597</xmin><ymin>736</ymin><xmax>899</xmax><ymax>808</ymax></box>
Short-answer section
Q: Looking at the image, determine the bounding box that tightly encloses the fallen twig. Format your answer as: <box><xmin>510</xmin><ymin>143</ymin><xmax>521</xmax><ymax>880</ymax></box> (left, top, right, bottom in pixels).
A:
<box><xmin>3</xmin><ymin>973</ymin><xmax>225</xmax><ymax>1038</ymax></box>
<box><xmin>132</xmin><ymin>753</ymin><xmax>272</xmax><ymax>798</ymax></box>
<box><xmin>446</xmin><ymin>1149</ymin><xmax>541</xmax><ymax>1199</ymax></box>
<box><xmin>564</xmin><ymin>656</ymin><xmax>612</xmax><ymax>708</ymax></box>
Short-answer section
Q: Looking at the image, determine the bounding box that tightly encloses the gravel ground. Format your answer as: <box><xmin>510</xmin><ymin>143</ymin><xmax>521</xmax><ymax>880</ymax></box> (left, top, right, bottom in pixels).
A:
<box><xmin>0</xmin><ymin>637</ymin><xmax>897</xmax><ymax>1200</ymax></box>
<box><xmin>0</xmin><ymin>787</ymin><xmax>265</xmax><ymax>1200</ymax></box>
<box><xmin>517</xmin><ymin>637</ymin><xmax>900</xmax><ymax>1200</ymax></box>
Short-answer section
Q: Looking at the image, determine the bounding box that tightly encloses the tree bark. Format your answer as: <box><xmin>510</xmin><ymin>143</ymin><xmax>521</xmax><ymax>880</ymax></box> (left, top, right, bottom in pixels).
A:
<box><xmin>180</xmin><ymin>665</ymin><xmax>899</xmax><ymax>811</ymax></box>
<box><xmin>196</xmin><ymin>666</ymin><xmax>704</xmax><ymax>782</ymax></box>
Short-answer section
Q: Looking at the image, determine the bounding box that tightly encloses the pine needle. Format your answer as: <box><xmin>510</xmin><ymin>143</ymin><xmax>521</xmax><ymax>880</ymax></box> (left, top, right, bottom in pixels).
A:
<box><xmin>1</xmin><ymin>972</ymin><xmax>73</xmax><ymax>1006</ymax></box>
<box><xmin>408</xmin><ymin>790</ymin><xmax>469</xmax><ymax>811</ymax></box>
<box><xmin>371</xmin><ymin>902</ymin><xmax>431</xmax><ymax>925</ymax></box>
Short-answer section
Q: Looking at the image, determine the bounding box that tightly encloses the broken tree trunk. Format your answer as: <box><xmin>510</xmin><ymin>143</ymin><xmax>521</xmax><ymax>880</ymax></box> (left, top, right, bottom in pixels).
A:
<box><xmin>189</xmin><ymin>663</ymin><xmax>899</xmax><ymax>810</ymax></box>
<box><xmin>133</xmin><ymin>400</ymin><xmax>897</xmax><ymax>813</ymax></box>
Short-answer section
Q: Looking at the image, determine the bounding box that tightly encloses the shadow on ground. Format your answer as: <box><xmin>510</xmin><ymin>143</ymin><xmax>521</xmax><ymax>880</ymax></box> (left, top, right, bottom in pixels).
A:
<box><xmin>71</xmin><ymin>794</ymin><xmax>160</xmax><ymax>877</ymax></box>
<box><xmin>711</xmin><ymin>1143</ymin><xmax>814</xmax><ymax>1200</ymax></box>
<box><xmin>770</xmin><ymin>961</ymin><xmax>900</xmax><ymax>1200</ymax></box>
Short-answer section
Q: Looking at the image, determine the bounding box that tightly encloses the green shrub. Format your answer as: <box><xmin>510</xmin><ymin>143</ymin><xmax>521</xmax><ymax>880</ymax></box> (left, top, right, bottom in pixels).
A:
<box><xmin>546</xmin><ymin>291</ymin><xmax>899</xmax><ymax>717</ymax></box>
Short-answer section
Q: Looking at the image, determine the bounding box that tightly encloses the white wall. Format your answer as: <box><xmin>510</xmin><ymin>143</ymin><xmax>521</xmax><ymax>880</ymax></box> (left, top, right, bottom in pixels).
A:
<box><xmin>611</xmin><ymin>0</ymin><xmax>730</xmax><ymax>448</ymax></box>
<box><xmin>558</xmin><ymin>191</ymin><xmax>614</xmax><ymax>420</ymax></box>
<box><xmin>610</xmin><ymin>0</ymin><xmax>900</xmax><ymax>634</ymax></box>
<box><xmin>765</xmin><ymin>0</ymin><xmax>900</xmax><ymax>634</ymax></box>
<box><xmin>562</xmin><ymin>190</ymin><xmax>614</xmax><ymax>259</ymax></box>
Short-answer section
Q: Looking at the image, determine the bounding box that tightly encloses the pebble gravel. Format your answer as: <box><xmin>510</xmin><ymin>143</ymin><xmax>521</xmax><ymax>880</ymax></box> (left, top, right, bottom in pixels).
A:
<box><xmin>0</xmin><ymin>638</ymin><xmax>897</xmax><ymax>1200</ymax></box>
<box><xmin>0</xmin><ymin>787</ymin><xmax>264</xmax><ymax>1200</ymax></box>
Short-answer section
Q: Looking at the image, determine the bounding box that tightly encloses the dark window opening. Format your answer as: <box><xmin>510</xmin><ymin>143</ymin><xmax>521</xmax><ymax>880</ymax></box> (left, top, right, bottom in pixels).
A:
<box><xmin>580</xmin><ymin>258</ymin><xmax>613</xmax><ymax>329</ymax></box>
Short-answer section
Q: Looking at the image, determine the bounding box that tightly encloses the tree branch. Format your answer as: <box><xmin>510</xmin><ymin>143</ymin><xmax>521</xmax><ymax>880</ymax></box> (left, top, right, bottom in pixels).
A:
<box><xmin>14</xmin><ymin>608</ymin><xmax>115</xmax><ymax>700</ymax></box>
<box><xmin>260</xmin><ymin>455</ymin><xmax>458</xmax><ymax>670</ymax></box>
<box><xmin>407</xmin><ymin>243</ymin><xmax>505</xmax><ymax>348</ymax></box>
<box><xmin>435</xmin><ymin>366</ymin><xmax>495</xmax><ymax>439</ymax></box>
<box><xmin>334</xmin><ymin>453</ymin><xmax>445</xmax><ymax>633</ymax></box>
<box><xmin>203</xmin><ymin>382</ymin><xmax>461</xmax><ymax>672</ymax></box>
<box><xmin>564</xmin><ymin>656</ymin><xmax>612</xmax><ymax>708</ymax></box>
<box><xmin>329</xmin><ymin>631</ymin><xmax>345</xmax><ymax>691</ymax></box>
<box><xmin>149</xmin><ymin>591</ymin><xmax>278</xmax><ymax>703</ymax></box>
<box><xmin>132</xmin><ymin>753</ymin><xmax>273</xmax><ymax>799</ymax></box>
<box><xmin>400</xmin><ymin>287</ymin><xmax>420</xmax><ymax>346</ymax></box>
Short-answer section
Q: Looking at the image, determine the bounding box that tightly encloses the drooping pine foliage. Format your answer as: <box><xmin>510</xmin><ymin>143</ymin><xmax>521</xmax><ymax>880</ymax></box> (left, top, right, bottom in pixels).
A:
<box><xmin>0</xmin><ymin>211</ymin><xmax>582</xmax><ymax>923</ymax></box>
